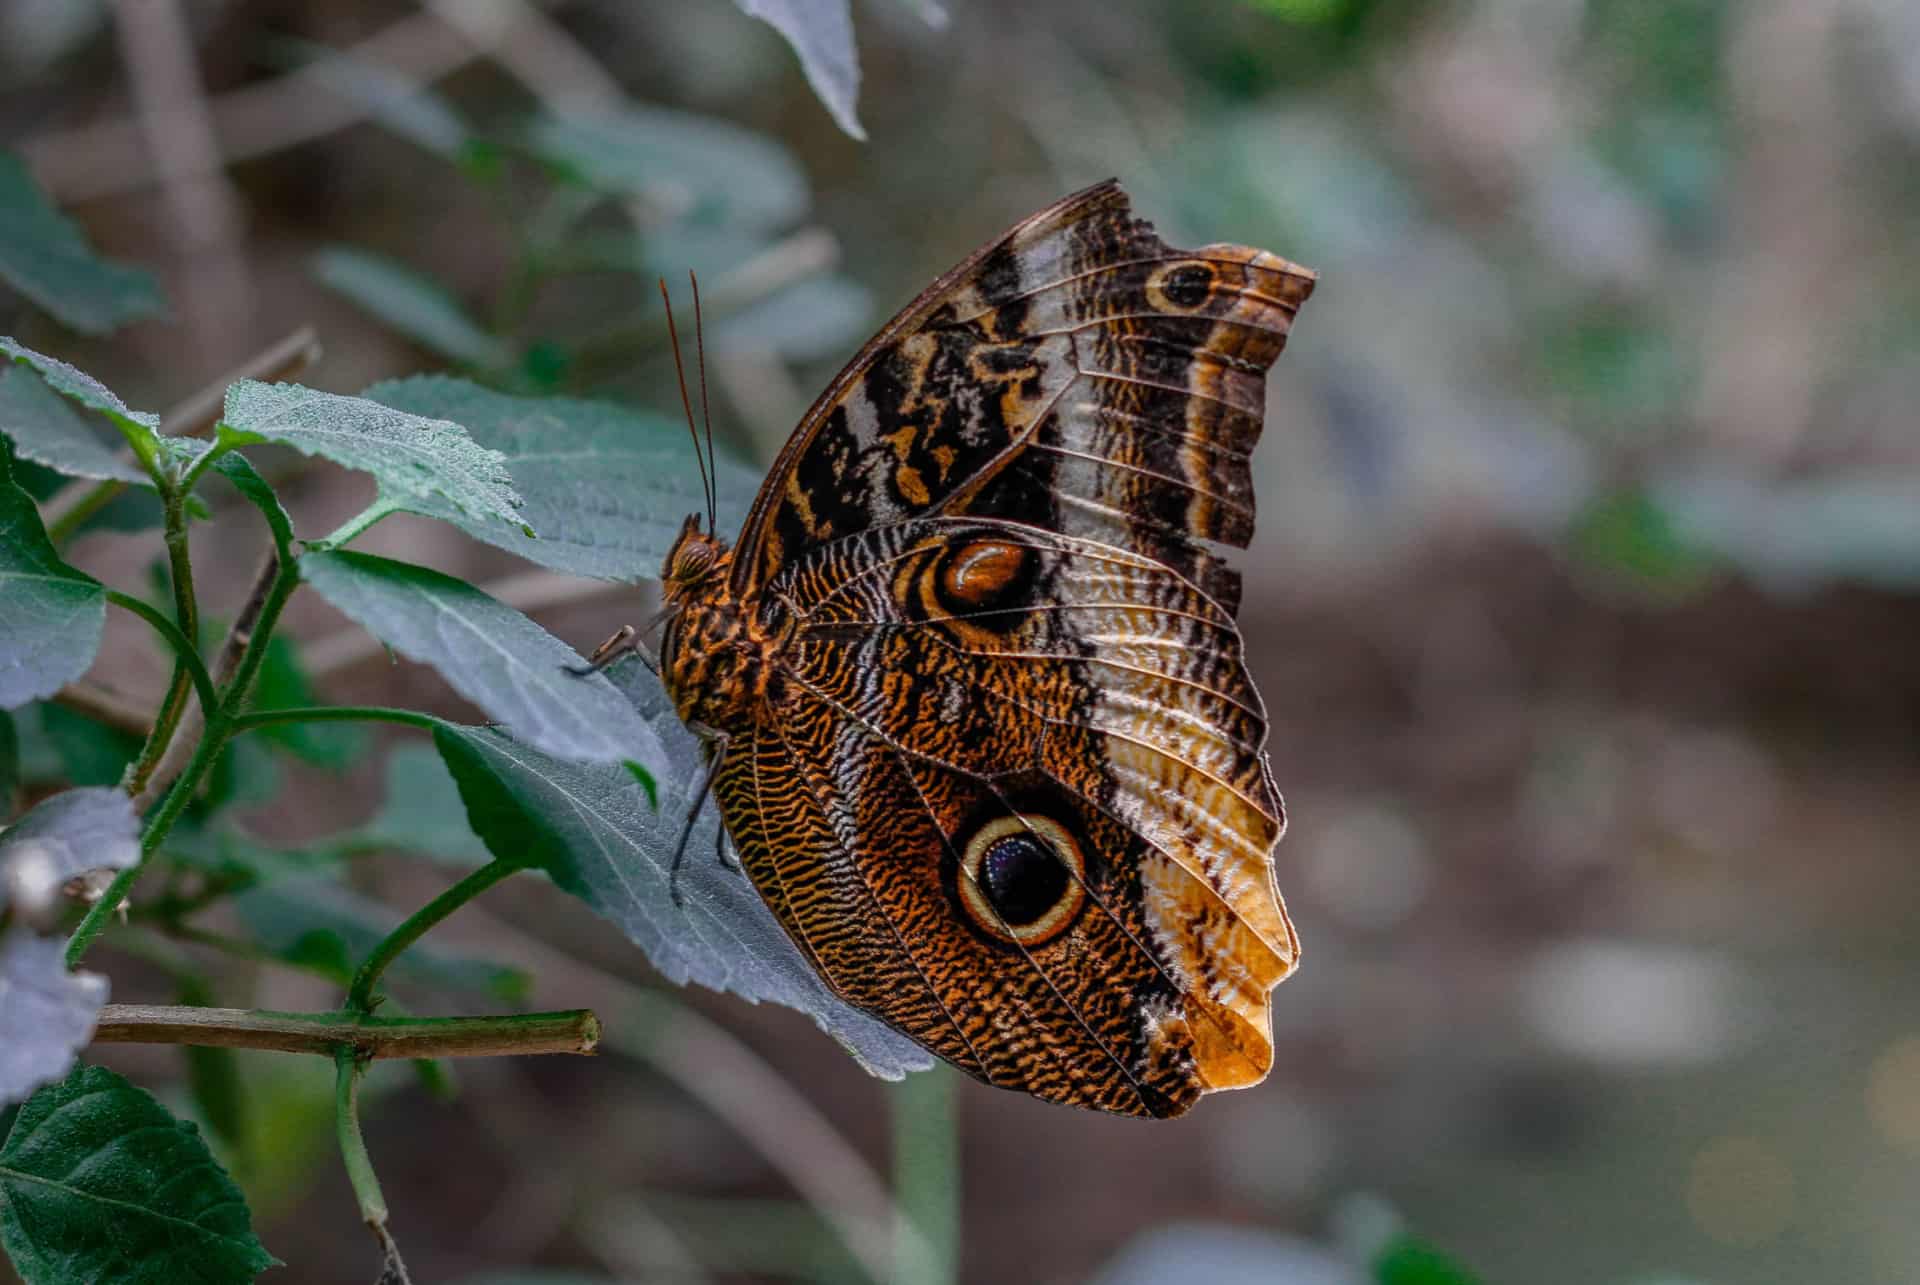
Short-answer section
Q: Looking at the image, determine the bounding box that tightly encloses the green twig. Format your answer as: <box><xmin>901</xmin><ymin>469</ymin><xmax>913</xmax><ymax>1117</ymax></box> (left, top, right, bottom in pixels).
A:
<box><xmin>346</xmin><ymin>858</ymin><xmax>521</xmax><ymax>1013</ymax></box>
<box><xmin>103</xmin><ymin>589</ymin><xmax>217</xmax><ymax>719</ymax></box>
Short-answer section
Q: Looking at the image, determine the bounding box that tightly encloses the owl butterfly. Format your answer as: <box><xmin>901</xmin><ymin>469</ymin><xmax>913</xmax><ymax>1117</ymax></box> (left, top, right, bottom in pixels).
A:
<box><xmin>647</xmin><ymin>180</ymin><xmax>1313</xmax><ymax>1117</ymax></box>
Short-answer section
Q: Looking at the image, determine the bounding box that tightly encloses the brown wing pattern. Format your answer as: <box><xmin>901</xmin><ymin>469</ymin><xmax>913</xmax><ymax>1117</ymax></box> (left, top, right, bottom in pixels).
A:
<box><xmin>667</xmin><ymin>181</ymin><xmax>1312</xmax><ymax>1115</ymax></box>
<box><xmin>728</xmin><ymin>180</ymin><xmax>1315</xmax><ymax>613</ymax></box>
<box><xmin>716</xmin><ymin>519</ymin><xmax>1298</xmax><ymax>1115</ymax></box>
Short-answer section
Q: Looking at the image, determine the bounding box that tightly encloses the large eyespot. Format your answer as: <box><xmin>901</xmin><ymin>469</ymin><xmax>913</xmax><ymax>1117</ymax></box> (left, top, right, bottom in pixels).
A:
<box><xmin>913</xmin><ymin>538</ymin><xmax>1036</xmax><ymax>639</ymax></box>
<box><xmin>956</xmin><ymin>814</ymin><xmax>1087</xmax><ymax>947</ymax></box>
<box><xmin>1147</xmin><ymin>260</ymin><xmax>1216</xmax><ymax>312</ymax></box>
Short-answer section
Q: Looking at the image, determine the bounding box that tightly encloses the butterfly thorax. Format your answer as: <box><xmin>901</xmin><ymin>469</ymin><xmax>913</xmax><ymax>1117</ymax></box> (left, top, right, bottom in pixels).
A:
<box><xmin>658</xmin><ymin>520</ymin><xmax>789</xmax><ymax>735</ymax></box>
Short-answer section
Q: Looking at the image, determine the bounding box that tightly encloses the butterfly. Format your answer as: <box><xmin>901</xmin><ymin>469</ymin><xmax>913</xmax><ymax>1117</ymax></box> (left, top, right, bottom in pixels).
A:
<box><xmin>632</xmin><ymin>180</ymin><xmax>1314</xmax><ymax>1118</ymax></box>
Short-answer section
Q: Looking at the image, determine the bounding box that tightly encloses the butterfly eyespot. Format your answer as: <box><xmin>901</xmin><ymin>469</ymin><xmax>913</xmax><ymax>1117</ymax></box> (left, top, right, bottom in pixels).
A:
<box><xmin>1148</xmin><ymin>261</ymin><xmax>1216</xmax><ymax>312</ymax></box>
<box><xmin>956</xmin><ymin>814</ymin><xmax>1087</xmax><ymax>947</ymax></box>
<box><xmin>917</xmin><ymin>540</ymin><xmax>1036</xmax><ymax>634</ymax></box>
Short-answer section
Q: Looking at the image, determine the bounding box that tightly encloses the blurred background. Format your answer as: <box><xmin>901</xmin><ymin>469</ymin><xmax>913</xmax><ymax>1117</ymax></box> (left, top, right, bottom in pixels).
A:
<box><xmin>5</xmin><ymin>0</ymin><xmax>1920</xmax><ymax>1281</ymax></box>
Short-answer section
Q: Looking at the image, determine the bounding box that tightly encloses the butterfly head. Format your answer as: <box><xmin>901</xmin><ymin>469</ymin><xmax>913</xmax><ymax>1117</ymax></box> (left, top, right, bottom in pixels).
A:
<box><xmin>661</xmin><ymin>513</ymin><xmax>732</xmax><ymax>606</ymax></box>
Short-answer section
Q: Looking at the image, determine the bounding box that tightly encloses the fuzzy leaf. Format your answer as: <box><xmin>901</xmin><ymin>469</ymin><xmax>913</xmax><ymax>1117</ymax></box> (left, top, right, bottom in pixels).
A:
<box><xmin>301</xmin><ymin>549</ymin><xmax>665</xmax><ymax>766</ymax></box>
<box><xmin>0</xmin><ymin>151</ymin><xmax>164</xmax><ymax>335</ymax></box>
<box><xmin>340</xmin><ymin>744</ymin><xmax>494</xmax><ymax>868</ymax></box>
<box><xmin>526</xmin><ymin>108</ymin><xmax>808</xmax><ymax>232</ymax></box>
<box><xmin>212</xmin><ymin>453</ymin><xmax>294</xmax><ymax>556</ymax></box>
<box><xmin>314</xmin><ymin>247</ymin><xmax>511</xmax><ymax>369</ymax></box>
<box><xmin>0</xmin><ymin>938</ymin><xmax>106</xmax><ymax>1108</ymax></box>
<box><xmin>0</xmin><ymin>366</ymin><xmax>150</xmax><ymax>487</ymax></box>
<box><xmin>0</xmin><ymin>1064</ymin><xmax>276</xmax><ymax>1282</ymax></box>
<box><xmin>0</xmin><ymin>337</ymin><xmax>159</xmax><ymax>452</ymax></box>
<box><xmin>219</xmin><ymin>379</ymin><xmax>526</xmax><ymax>535</ymax></box>
<box><xmin>367</xmin><ymin>376</ymin><xmax>757</xmax><ymax>580</ymax></box>
<box><xmin>0</xmin><ymin>453</ymin><xmax>105</xmax><ymax>708</ymax></box>
<box><xmin>736</xmin><ymin>0</ymin><xmax>866</xmax><ymax>140</ymax></box>
<box><xmin>0</xmin><ymin>787</ymin><xmax>138</xmax><ymax>894</ymax></box>
<box><xmin>430</xmin><ymin>661</ymin><xmax>932</xmax><ymax>1080</ymax></box>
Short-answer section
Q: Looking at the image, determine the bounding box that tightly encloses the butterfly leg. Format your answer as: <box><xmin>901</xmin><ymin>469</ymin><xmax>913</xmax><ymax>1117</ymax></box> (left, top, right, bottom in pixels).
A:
<box><xmin>565</xmin><ymin>624</ymin><xmax>658</xmax><ymax>677</ymax></box>
<box><xmin>668</xmin><ymin>734</ymin><xmax>730</xmax><ymax>907</ymax></box>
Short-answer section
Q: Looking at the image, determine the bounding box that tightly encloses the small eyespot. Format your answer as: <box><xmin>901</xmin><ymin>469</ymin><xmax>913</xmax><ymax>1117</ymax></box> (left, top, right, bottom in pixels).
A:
<box><xmin>956</xmin><ymin>814</ymin><xmax>1087</xmax><ymax>947</ymax></box>
<box><xmin>1149</xmin><ymin>261</ymin><xmax>1215</xmax><ymax>312</ymax></box>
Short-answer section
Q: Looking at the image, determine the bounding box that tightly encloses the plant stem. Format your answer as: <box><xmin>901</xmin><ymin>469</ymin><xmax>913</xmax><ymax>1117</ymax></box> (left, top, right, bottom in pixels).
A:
<box><xmin>92</xmin><ymin>1003</ymin><xmax>601</xmax><ymax>1059</ymax></box>
<box><xmin>346</xmin><ymin>858</ymin><xmax>521</xmax><ymax>1013</ymax></box>
<box><xmin>120</xmin><ymin>482</ymin><xmax>202</xmax><ymax>800</ymax></box>
<box><xmin>227</xmin><ymin>704</ymin><xmax>442</xmax><ymax>737</ymax></box>
<box><xmin>890</xmin><ymin>1065</ymin><xmax>961</xmax><ymax>1285</ymax></box>
<box><xmin>335</xmin><ymin>1049</ymin><xmax>415</xmax><ymax>1284</ymax></box>
<box><xmin>103</xmin><ymin>589</ymin><xmax>217</xmax><ymax>718</ymax></box>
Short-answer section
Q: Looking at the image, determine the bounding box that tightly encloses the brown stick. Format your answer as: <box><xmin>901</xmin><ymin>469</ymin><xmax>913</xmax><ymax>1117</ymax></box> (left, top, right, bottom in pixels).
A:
<box><xmin>92</xmin><ymin>1004</ymin><xmax>601</xmax><ymax>1060</ymax></box>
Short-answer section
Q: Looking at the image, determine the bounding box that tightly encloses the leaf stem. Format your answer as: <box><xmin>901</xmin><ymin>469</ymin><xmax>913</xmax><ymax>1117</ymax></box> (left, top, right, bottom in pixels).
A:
<box><xmin>91</xmin><ymin>1003</ymin><xmax>601</xmax><ymax>1058</ymax></box>
<box><xmin>103</xmin><ymin>589</ymin><xmax>218</xmax><ymax>719</ymax></box>
<box><xmin>226</xmin><ymin>704</ymin><xmax>442</xmax><ymax>736</ymax></box>
<box><xmin>346</xmin><ymin>858</ymin><xmax>521</xmax><ymax>1013</ymax></box>
<box><xmin>315</xmin><ymin>496</ymin><xmax>400</xmax><ymax>550</ymax></box>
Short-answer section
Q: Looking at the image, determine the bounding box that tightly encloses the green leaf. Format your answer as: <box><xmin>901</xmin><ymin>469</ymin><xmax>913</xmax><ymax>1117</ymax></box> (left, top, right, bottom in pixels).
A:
<box><xmin>0</xmin><ymin>365</ymin><xmax>151</xmax><ymax>487</ymax></box>
<box><xmin>234</xmin><ymin>876</ymin><xmax>530</xmax><ymax>1001</ymax></box>
<box><xmin>1375</xmin><ymin>1236</ymin><xmax>1482</xmax><ymax>1285</ymax></box>
<box><xmin>1654</xmin><ymin>474</ymin><xmax>1920</xmax><ymax>593</ymax></box>
<box><xmin>1</xmin><ymin>786</ymin><xmax>140</xmax><ymax>893</ymax></box>
<box><xmin>0</xmin><ymin>450</ymin><xmax>105</xmax><ymax>707</ymax></box>
<box><xmin>301</xmin><ymin>549</ymin><xmax>666</xmax><ymax>766</ymax></box>
<box><xmin>715</xmin><ymin>275</ymin><xmax>873</xmax><ymax>362</ymax></box>
<box><xmin>277</xmin><ymin>41</ymin><xmax>474</xmax><ymax>160</ymax></box>
<box><xmin>336</xmin><ymin>744</ymin><xmax>494</xmax><ymax>867</ymax></box>
<box><xmin>313</xmin><ymin>247</ymin><xmax>512</xmax><ymax>369</ymax></box>
<box><xmin>367</xmin><ymin>375</ymin><xmax>758</xmax><ymax>579</ymax></box>
<box><xmin>0</xmin><ymin>1064</ymin><xmax>276</xmax><ymax>1282</ymax></box>
<box><xmin>430</xmin><ymin>662</ymin><xmax>931</xmax><ymax>1080</ymax></box>
<box><xmin>525</xmin><ymin>108</ymin><xmax>808</xmax><ymax>232</ymax></box>
<box><xmin>0</xmin><ymin>938</ymin><xmax>107</xmax><ymax>1108</ymax></box>
<box><xmin>212</xmin><ymin>452</ymin><xmax>294</xmax><ymax>556</ymax></box>
<box><xmin>0</xmin><ymin>150</ymin><xmax>165</xmax><ymax>335</ymax></box>
<box><xmin>735</xmin><ymin>0</ymin><xmax>867</xmax><ymax>140</ymax></box>
<box><xmin>250</xmin><ymin>636</ymin><xmax>365</xmax><ymax>771</ymax></box>
<box><xmin>218</xmin><ymin>379</ymin><xmax>526</xmax><ymax>536</ymax></box>
<box><xmin>35</xmin><ymin>704</ymin><xmax>140</xmax><ymax>786</ymax></box>
<box><xmin>0</xmin><ymin>337</ymin><xmax>161</xmax><ymax>450</ymax></box>
<box><xmin>0</xmin><ymin>789</ymin><xmax>138</xmax><ymax>1102</ymax></box>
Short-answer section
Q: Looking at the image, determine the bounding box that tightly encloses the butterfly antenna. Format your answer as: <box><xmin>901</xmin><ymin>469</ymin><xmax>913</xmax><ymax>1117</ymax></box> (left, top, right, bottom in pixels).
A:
<box><xmin>689</xmin><ymin>269</ymin><xmax>718</xmax><ymax>533</ymax></box>
<box><xmin>659</xmin><ymin>277</ymin><xmax>712</xmax><ymax>531</ymax></box>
